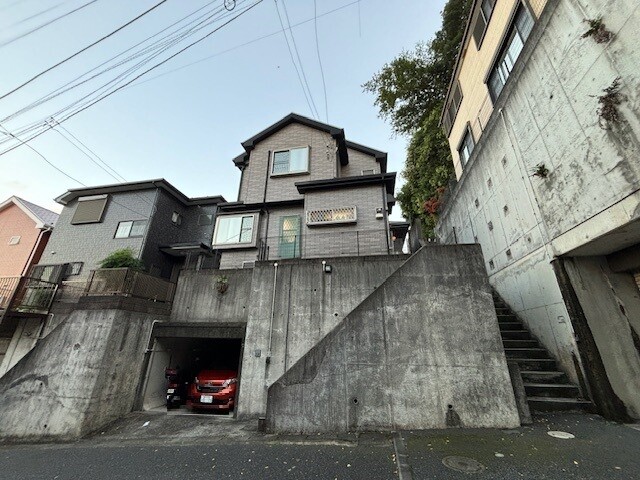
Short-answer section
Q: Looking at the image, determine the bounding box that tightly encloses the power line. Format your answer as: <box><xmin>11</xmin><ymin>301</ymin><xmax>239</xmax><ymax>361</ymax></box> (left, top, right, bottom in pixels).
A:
<box><xmin>313</xmin><ymin>0</ymin><xmax>328</xmax><ymax>122</ymax></box>
<box><xmin>5</xmin><ymin>2</ymin><xmax>62</xmax><ymax>28</ymax></box>
<box><xmin>1</xmin><ymin>0</ymin><xmax>101</xmax><ymax>48</ymax></box>
<box><xmin>126</xmin><ymin>0</ymin><xmax>361</xmax><ymax>89</ymax></box>
<box><xmin>280</xmin><ymin>0</ymin><xmax>320</xmax><ymax>119</ymax></box>
<box><xmin>0</xmin><ymin>123</ymin><xmax>86</xmax><ymax>186</ymax></box>
<box><xmin>0</xmin><ymin>0</ymin><xmax>168</xmax><ymax>100</ymax></box>
<box><xmin>0</xmin><ymin>0</ymin><xmax>264</xmax><ymax>158</ymax></box>
<box><xmin>273</xmin><ymin>0</ymin><xmax>318</xmax><ymax>119</ymax></box>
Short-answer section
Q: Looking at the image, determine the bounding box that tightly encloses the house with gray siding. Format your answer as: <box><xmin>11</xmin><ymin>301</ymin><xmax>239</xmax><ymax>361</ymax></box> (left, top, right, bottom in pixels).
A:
<box><xmin>216</xmin><ymin>113</ymin><xmax>397</xmax><ymax>269</ymax></box>
<box><xmin>40</xmin><ymin>179</ymin><xmax>225</xmax><ymax>280</ymax></box>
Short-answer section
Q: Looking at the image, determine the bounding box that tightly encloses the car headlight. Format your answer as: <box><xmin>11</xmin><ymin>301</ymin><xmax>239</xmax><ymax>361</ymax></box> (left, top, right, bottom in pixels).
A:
<box><xmin>222</xmin><ymin>378</ymin><xmax>237</xmax><ymax>388</ymax></box>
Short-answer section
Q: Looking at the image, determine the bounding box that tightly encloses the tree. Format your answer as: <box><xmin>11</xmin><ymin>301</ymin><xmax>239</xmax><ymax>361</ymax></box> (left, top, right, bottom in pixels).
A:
<box><xmin>99</xmin><ymin>248</ymin><xmax>144</xmax><ymax>270</ymax></box>
<box><xmin>364</xmin><ymin>0</ymin><xmax>472</xmax><ymax>235</ymax></box>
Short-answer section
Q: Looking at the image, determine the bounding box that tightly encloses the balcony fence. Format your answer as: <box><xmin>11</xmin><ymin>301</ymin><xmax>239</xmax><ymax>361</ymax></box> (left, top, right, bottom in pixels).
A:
<box><xmin>85</xmin><ymin>268</ymin><xmax>176</xmax><ymax>303</ymax></box>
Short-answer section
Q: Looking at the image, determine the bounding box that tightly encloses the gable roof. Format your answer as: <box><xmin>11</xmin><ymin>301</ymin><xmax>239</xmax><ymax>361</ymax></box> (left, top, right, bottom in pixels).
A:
<box><xmin>0</xmin><ymin>196</ymin><xmax>59</xmax><ymax>229</ymax></box>
<box><xmin>55</xmin><ymin>179</ymin><xmax>226</xmax><ymax>207</ymax></box>
<box><xmin>232</xmin><ymin>113</ymin><xmax>387</xmax><ymax>172</ymax></box>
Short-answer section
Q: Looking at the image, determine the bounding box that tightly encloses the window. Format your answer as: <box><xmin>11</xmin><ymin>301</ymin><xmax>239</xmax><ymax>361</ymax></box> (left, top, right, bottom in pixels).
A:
<box><xmin>71</xmin><ymin>194</ymin><xmax>108</xmax><ymax>224</ymax></box>
<box><xmin>442</xmin><ymin>81</ymin><xmax>463</xmax><ymax>135</ymax></box>
<box><xmin>213</xmin><ymin>214</ymin><xmax>257</xmax><ymax>246</ymax></box>
<box><xmin>198</xmin><ymin>214</ymin><xmax>213</xmax><ymax>226</ymax></box>
<box><xmin>473</xmin><ymin>0</ymin><xmax>497</xmax><ymax>49</ymax></box>
<box><xmin>458</xmin><ymin>128</ymin><xmax>475</xmax><ymax>167</ymax></box>
<box><xmin>66</xmin><ymin>262</ymin><xmax>84</xmax><ymax>276</ymax></box>
<box><xmin>8</xmin><ymin>236</ymin><xmax>20</xmax><ymax>245</ymax></box>
<box><xmin>171</xmin><ymin>211</ymin><xmax>182</xmax><ymax>225</ymax></box>
<box><xmin>272</xmin><ymin>147</ymin><xmax>309</xmax><ymax>175</ymax></box>
<box><xmin>114</xmin><ymin>220</ymin><xmax>147</xmax><ymax>238</ymax></box>
<box><xmin>488</xmin><ymin>4</ymin><xmax>534</xmax><ymax>101</ymax></box>
<box><xmin>278</xmin><ymin>216</ymin><xmax>301</xmax><ymax>259</ymax></box>
<box><xmin>306</xmin><ymin>206</ymin><xmax>357</xmax><ymax>226</ymax></box>
<box><xmin>362</xmin><ymin>169</ymin><xmax>375</xmax><ymax>175</ymax></box>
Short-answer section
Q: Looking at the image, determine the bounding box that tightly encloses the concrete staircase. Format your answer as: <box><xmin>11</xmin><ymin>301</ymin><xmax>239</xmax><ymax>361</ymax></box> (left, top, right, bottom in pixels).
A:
<box><xmin>493</xmin><ymin>291</ymin><xmax>592</xmax><ymax>413</ymax></box>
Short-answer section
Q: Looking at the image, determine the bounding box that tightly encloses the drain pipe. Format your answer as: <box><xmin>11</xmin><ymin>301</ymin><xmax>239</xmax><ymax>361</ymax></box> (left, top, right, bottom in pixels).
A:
<box><xmin>266</xmin><ymin>262</ymin><xmax>278</xmax><ymax>364</ymax></box>
<box><xmin>135</xmin><ymin>319</ymin><xmax>164</xmax><ymax>411</ymax></box>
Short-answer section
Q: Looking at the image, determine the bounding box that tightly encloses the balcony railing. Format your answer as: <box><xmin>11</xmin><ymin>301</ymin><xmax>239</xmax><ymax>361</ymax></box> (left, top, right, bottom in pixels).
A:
<box><xmin>257</xmin><ymin>229</ymin><xmax>391</xmax><ymax>262</ymax></box>
<box><xmin>0</xmin><ymin>276</ymin><xmax>58</xmax><ymax>315</ymax></box>
<box><xmin>0</xmin><ymin>276</ymin><xmax>21</xmax><ymax>311</ymax></box>
<box><xmin>85</xmin><ymin>268</ymin><xmax>176</xmax><ymax>303</ymax></box>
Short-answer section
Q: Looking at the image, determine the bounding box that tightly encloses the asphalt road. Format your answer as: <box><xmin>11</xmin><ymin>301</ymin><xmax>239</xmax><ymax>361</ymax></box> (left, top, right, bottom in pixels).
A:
<box><xmin>1</xmin><ymin>412</ymin><xmax>639</xmax><ymax>479</ymax></box>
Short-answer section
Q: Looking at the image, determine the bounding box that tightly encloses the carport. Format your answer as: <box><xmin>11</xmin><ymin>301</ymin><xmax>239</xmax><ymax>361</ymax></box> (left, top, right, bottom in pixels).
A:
<box><xmin>139</xmin><ymin>322</ymin><xmax>246</xmax><ymax>414</ymax></box>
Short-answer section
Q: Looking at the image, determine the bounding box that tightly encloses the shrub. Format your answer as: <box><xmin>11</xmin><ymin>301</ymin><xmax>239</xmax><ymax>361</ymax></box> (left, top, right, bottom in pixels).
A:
<box><xmin>99</xmin><ymin>248</ymin><xmax>144</xmax><ymax>270</ymax></box>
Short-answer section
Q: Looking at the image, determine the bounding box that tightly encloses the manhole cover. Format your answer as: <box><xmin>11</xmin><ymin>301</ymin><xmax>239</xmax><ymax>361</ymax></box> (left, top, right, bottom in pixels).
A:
<box><xmin>442</xmin><ymin>455</ymin><xmax>486</xmax><ymax>473</ymax></box>
<box><xmin>547</xmin><ymin>431</ymin><xmax>575</xmax><ymax>439</ymax></box>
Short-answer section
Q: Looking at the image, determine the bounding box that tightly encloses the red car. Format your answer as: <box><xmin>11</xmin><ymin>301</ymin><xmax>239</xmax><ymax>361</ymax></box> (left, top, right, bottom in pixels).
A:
<box><xmin>186</xmin><ymin>369</ymin><xmax>238</xmax><ymax>412</ymax></box>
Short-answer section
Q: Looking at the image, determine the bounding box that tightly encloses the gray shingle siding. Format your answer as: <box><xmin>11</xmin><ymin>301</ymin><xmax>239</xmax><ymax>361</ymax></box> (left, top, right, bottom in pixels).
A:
<box><xmin>339</xmin><ymin>149</ymin><xmax>379</xmax><ymax>177</ymax></box>
<box><xmin>40</xmin><ymin>190</ymin><xmax>156</xmax><ymax>276</ymax></box>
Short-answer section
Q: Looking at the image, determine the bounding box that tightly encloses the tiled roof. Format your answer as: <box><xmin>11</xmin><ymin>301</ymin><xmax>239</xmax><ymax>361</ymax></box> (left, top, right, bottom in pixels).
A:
<box><xmin>16</xmin><ymin>197</ymin><xmax>59</xmax><ymax>227</ymax></box>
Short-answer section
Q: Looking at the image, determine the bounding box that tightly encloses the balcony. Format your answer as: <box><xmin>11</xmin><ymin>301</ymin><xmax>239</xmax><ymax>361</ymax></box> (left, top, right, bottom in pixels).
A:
<box><xmin>0</xmin><ymin>276</ymin><xmax>58</xmax><ymax>317</ymax></box>
<box><xmin>85</xmin><ymin>268</ymin><xmax>176</xmax><ymax>304</ymax></box>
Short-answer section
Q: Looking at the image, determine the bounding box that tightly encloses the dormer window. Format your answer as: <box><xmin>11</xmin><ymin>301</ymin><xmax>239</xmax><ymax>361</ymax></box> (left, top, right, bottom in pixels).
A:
<box><xmin>272</xmin><ymin>146</ymin><xmax>309</xmax><ymax>175</ymax></box>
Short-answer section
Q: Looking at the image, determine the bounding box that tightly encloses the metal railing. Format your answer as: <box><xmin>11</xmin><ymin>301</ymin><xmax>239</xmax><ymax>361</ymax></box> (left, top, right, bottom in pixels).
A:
<box><xmin>85</xmin><ymin>268</ymin><xmax>176</xmax><ymax>303</ymax></box>
<box><xmin>257</xmin><ymin>229</ymin><xmax>391</xmax><ymax>261</ymax></box>
<box><xmin>55</xmin><ymin>280</ymin><xmax>88</xmax><ymax>304</ymax></box>
<box><xmin>0</xmin><ymin>276</ymin><xmax>21</xmax><ymax>310</ymax></box>
<box><xmin>8</xmin><ymin>277</ymin><xmax>58</xmax><ymax>314</ymax></box>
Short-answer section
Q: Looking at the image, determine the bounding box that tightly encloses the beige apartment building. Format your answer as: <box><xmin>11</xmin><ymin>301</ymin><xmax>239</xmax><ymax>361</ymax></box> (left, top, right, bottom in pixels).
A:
<box><xmin>437</xmin><ymin>0</ymin><xmax>640</xmax><ymax>422</ymax></box>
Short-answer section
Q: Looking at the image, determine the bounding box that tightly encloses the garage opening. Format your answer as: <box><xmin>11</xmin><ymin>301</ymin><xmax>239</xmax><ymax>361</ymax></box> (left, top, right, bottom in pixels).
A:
<box><xmin>140</xmin><ymin>323</ymin><xmax>245</xmax><ymax>415</ymax></box>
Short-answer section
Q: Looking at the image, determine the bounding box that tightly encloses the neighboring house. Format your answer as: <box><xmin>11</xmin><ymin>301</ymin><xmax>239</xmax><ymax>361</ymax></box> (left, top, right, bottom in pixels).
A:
<box><xmin>40</xmin><ymin>179</ymin><xmax>225</xmax><ymax>280</ymax></box>
<box><xmin>0</xmin><ymin>196</ymin><xmax>58</xmax><ymax>279</ymax></box>
<box><xmin>215</xmin><ymin>113</ymin><xmax>397</xmax><ymax>269</ymax></box>
<box><xmin>436</xmin><ymin>0</ymin><xmax>640</xmax><ymax>420</ymax></box>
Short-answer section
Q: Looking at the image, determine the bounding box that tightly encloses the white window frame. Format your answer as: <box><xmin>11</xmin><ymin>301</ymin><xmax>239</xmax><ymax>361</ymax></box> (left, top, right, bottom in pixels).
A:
<box><xmin>212</xmin><ymin>213</ymin><xmax>259</xmax><ymax>248</ymax></box>
<box><xmin>458</xmin><ymin>126</ymin><xmax>475</xmax><ymax>167</ymax></box>
<box><xmin>271</xmin><ymin>146</ymin><xmax>310</xmax><ymax>176</ymax></box>
<box><xmin>114</xmin><ymin>220</ymin><xmax>147</xmax><ymax>239</ymax></box>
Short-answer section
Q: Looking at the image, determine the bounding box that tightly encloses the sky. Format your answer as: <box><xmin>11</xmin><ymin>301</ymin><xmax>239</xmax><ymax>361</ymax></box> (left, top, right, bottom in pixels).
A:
<box><xmin>0</xmin><ymin>0</ymin><xmax>446</xmax><ymax>220</ymax></box>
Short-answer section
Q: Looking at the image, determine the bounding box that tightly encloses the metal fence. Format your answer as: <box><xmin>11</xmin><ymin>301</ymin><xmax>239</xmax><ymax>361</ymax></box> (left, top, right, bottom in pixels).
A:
<box><xmin>85</xmin><ymin>268</ymin><xmax>176</xmax><ymax>303</ymax></box>
<box><xmin>0</xmin><ymin>276</ymin><xmax>20</xmax><ymax>310</ymax></box>
<box><xmin>9</xmin><ymin>277</ymin><xmax>58</xmax><ymax>314</ymax></box>
<box><xmin>257</xmin><ymin>229</ymin><xmax>391</xmax><ymax>261</ymax></box>
<box><xmin>55</xmin><ymin>280</ymin><xmax>88</xmax><ymax>304</ymax></box>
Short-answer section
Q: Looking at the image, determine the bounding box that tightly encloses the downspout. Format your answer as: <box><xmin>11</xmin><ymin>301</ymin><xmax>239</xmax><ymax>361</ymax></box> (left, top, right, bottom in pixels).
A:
<box><xmin>134</xmin><ymin>319</ymin><xmax>164</xmax><ymax>410</ymax></box>
<box><xmin>22</xmin><ymin>226</ymin><xmax>49</xmax><ymax>276</ymax></box>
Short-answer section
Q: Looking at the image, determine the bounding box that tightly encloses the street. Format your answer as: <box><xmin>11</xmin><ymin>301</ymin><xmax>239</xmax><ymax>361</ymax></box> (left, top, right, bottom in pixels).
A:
<box><xmin>0</xmin><ymin>412</ymin><xmax>639</xmax><ymax>479</ymax></box>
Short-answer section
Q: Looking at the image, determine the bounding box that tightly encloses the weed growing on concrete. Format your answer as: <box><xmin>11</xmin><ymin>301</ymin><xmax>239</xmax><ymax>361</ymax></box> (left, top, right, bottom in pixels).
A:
<box><xmin>582</xmin><ymin>17</ymin><xmax>613</xmax><ymax>43</ymax></box>
<box><xmin>532</xmin><ymin>163</ymin><xmax>549</xmax><ymax>179</ymax></box>
<box><xmin>215</xmin><ymin>275</ymin><xmax>229</xmax><ymax>294</ymax></box>
<box><xmin>595</xmin><ymin>77</ymin><xmax>624</xmax><ymax>129</ymax></box>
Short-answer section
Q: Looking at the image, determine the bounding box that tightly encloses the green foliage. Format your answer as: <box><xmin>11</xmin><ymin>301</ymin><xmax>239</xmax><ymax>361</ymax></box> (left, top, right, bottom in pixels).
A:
<box><xmin>99</xmin><ymin>248</ymin><xmax>144</xmax><ymax>270</ymax></box>
<box><xmin>365</xmin><ymin>0</ymin><xmax>472</xmax><ymax>236</ymax></box>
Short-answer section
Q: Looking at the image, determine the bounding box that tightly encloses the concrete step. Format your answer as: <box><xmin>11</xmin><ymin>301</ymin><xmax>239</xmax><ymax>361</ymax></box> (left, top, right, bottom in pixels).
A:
<box><xmin>524</xmin><ymin>383</ymin><xmax>581</xmax><ymax>398</ymax></box>
<box><xmin>500</xmin><ymin>330</ymin><xmax>533</xmax><ymax>340</ymax></box>
<box><xmin>521</xmin><ymin>370</ymin><xmax>569</xmax><ymax>384</ymax></box>
<box><xmin>528</xmin><ymin>396</ymin><xmax>593</xmax><ymax>413</ymax></box>
<box><xmin>494</xmin><ymin>307</ymin><xmax>511</xmax><ymax>315</ymax></box>
<box><xmin>502</xmin><ymin>339</ymin><xmax>540</xmax><ymax>349</ymax></box>
<box><xmin>499</xmin><ymin>322</ymin><xmax>525</xmax><ymax>331</ymax></box>
<box><xmin>505</xmin><ymin>348</ymin><xmax>550</xmax><ymax>359</ymax></box>
<box><xmin>497</xmin><ymin>314</ymin><xmax>519</xmax><ymax>323</ymax></box>
<box><xmin>512</xmin><ymin>357</ymin><xmax>557</xmax><ymax>371</ymax></box>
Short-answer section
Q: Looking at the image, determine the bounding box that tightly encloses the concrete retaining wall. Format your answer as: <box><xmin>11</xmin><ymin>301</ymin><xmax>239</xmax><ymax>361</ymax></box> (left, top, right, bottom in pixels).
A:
<box><xmin>0</xmin><ymin>309</ymin><xmax>164</xmax><ymax>442</ymax></box>
<box><xmin>265</xmin><ymin>246</ymin><xmax>520</xmax><ymax>433</ymax></box>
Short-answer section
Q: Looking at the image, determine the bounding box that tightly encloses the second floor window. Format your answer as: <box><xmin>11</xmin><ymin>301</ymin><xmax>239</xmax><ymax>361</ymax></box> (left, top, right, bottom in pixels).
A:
<box><xmin>458</xmin><ymin>128</ymin><xmax>475</xmax><ymax>167</ymax></box>
<box><xmin>473</xmin><ymin>0</ymin><xmax>497</xmax><ymax>49</ymax></box>
<box><xmin>115</xmin><ymin>220</ymin><xmax>147</xmax><ymax>238</ymax></box>
<box><xmin>213</xmin><ymin>214</ymin><xmax>256</xmax><ymax>246</ymax></box>
<box><xmin>488</xmin><ymin>4</ymin><xmax>534</xmax><ymax>102</ymax></box>
<box><xmin>272</xmin><ymin>146</ymin><xmax>309</xmax><ymax>175</ymax></box>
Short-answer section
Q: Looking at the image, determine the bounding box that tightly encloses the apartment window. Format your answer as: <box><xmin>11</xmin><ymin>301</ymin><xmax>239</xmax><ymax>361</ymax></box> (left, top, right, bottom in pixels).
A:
<box><xmin>278</xmin><ymin>215</ymin><xmax>301</xmax><ymax>259</ymax></box>
<box><xmin>71</xmin><ymin>194</ymin><xmax>108</xmax><ymax>224</ymax></box>
<box><xmin>171</xmin><ymin>211</ymin><xmax>182</xmax><ymax>225</ymax></box>
<box><xmin>213</xmin><ymin>214</ymin><xmax>256</xmax><ymax>246</ymax></box>
<box><xmin>458</xmin><ymin>128</ymin><xmax>475</xmax><ymax>167</ymax></box>
<box><xmin>114</xmin><ymin>220</ymin><xmax>147</xmax><ymax>238</ymax></box>
<box><xmin>8</xmin><ymin>236</ymin><xmax>20</xmax><ymax>245</ymax></box>
<box><xmin>66</xmin><ymin>262</ymin><xmax>84</xmax><ymax>276</ymax></box>
<box><xmin>306</xmin><ymin>206</ymin><xmax>357</xmax><ymax>226</ymax></box>
<box><xmin>473</xmin><ymin>0</ymin><xmax>497</xmax><ymax>48</ymax></box>
<box><xmin>442</xmin><ymin>81</ymin><xmax>463</xmax><ymax>135</ymax></box>
<box><xmin>488</xmin><ymin>4</ymin><xmax>535</xmax><ymax>101</ymax></box>
<box><xmin>272</xmin><ymin>147</ymin><xmax>309</xmax><ymax>175</ymax></box>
